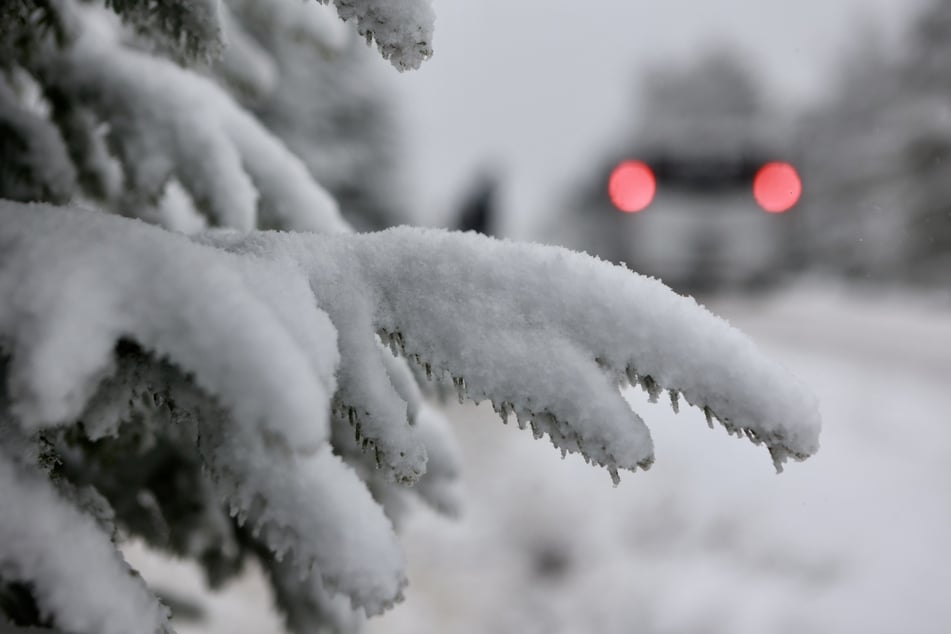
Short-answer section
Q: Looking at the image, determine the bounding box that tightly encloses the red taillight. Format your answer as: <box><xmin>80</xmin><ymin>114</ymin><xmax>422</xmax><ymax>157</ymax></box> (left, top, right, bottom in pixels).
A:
<box><xmin>753</xmin><ymin>162</ymin><xmax>801</xmax><ymax>213</ymax></box>
<box><xmin>608</xmin><ymin>160</ymin><xmax>656</xmax><ymax>213</ymax></box>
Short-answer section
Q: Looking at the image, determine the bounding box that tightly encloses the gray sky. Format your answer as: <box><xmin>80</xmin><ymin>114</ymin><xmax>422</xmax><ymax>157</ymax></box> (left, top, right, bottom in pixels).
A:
<box><xmin>391</xmin><ymin>0</ymin><xmax>919</xmax><ymax>234</ymax></box>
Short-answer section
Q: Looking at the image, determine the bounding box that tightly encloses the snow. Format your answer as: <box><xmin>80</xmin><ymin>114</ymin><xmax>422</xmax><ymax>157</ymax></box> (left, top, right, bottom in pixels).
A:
<box><xmin>370</xmin><ymin>284</ymin><xmax>951</xmax><ymax>634</ymax></box>
<box><xmin>105</xmin><ymin>0</ymin><xmax>223</xmax><ymax>61</ymax></box>
<box><xmin>206</xmin><ymin>226</ymin><xmax>821</xmax><ymax>479</ymax></box>
<box><xmin>0</xmin><ymin>446</ymin><xmax>171</xmax><ymax>634</ymax></box>
<box><xmin>0</xmin><ymin>202</ymin><xmax>334</xmax><ymax>451</ymax></box>
<box><xmin>0</xmin><ymin>77</ymin><xmax>76</xmax><ymax>204</ymax></box>
<box><xmin>45</xmin><ymin>7</ymin><xmax>347</xmax><ymax>233</ymax></box>
<box><xmin>202</xmin><ymin>420</ymin><xmax>407</xmax><ymax>616</ymax></box>
<box><xmin>0</xmin><ymin>197</ymin><xmax>824</xmax><ymax>625</ymax></box>
<box><xmin>2</xmin><ymin>1</ymin><xmax>882</xmax><ymax>631</ymax></box>
<box><xmin>216</xmin><ymin>4</ymin><xmax>279</xmax><ymax>100</ymax></box>
<box><xmin>0</xmin><ymin>201</ymin><xmax>413</xmax><ymax>615</ymax></box>
<box><xmin>119</xmin><ymin>284</ymin><xmax>950</xmax><ymax>633</ymax></box>
<box><xmin>4</xmin><ymin>8</ymin><xmax>905</xmax><ymax>613</ymax></box>
<box><xmin>319</xmin><ymin>0</ymin><xmax>435</xmax><ymax>71</ymax></box>
<box><xmin>81</xmin><ymin>344</ymin><xmax>408</xmax><ymax>619</ymax></box>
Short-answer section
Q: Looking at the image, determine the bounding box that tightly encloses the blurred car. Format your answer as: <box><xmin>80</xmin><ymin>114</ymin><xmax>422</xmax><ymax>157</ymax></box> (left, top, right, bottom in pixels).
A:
<box><xmin>545</xmin><ymin>149</ymin><xmax>801</xmax><ymax>294</ymax></box>
<box><xmin>614</xmin><ymin>149</ymin><xmax>799</xmax><ymax>292</ymax></box>
<box><xmin>542</xmin><ymin>51</ymin><xmax>802</xmax><ymax>295</ymax></box>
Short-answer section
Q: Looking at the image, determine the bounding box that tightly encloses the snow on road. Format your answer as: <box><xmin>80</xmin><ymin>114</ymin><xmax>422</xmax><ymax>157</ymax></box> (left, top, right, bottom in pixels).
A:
<box><xmin>125</xmin><ymin>283</ymin><xmax>951</xmax><ymax>634</ymax></box>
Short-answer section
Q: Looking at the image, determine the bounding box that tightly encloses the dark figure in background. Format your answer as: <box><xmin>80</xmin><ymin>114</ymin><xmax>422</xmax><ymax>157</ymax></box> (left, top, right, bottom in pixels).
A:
<box><xmin>455</xmin><ymin>170</ymin><xmax>499</xmax><ymax>236</ymax></box>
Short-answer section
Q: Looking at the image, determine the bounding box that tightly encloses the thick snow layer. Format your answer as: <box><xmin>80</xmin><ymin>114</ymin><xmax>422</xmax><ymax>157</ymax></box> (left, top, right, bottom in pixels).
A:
<box><xmin>0</xmin><ymin>202</ymin><xmax>411</xmax><ymax>613</ymax></box>
<box><xmin>354</xmin><ymin>228</ymin><xmax>821</xmax><ymax>473</ymax></box>
<box><xmin>206</xmin><ymin>227</ymin><xmax>821</xmax><ymax>480</ymax></box>
<box><xmin>0</xmin><ymin>202</ymin><xmax>334</xmax><ymax>450</ymax></box>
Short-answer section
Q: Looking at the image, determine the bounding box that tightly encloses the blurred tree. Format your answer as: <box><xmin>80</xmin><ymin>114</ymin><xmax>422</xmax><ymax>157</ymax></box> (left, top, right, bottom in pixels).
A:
<box><xmin>797</xmin><ymin>4</ymin><xmax>951</xmax><ymax>284</ymax></box>
<box><xmin>898</xmin><ymin>0</ymin><xmax>951</xmax><ymax>282</ymax></box>
<box><xmin>220</xmin><ymin>0</ymin><xmax>410</xmax><ymax>231</ymax></box>
<box><xmin>635</xmin><ymin>47</ymin><xmax>762</xmax><ymax>151</ymax></box>
<box><xmin>794</xmin><ymin>24</ymin><xmax>909</xmax><ymax>279</ymax></box>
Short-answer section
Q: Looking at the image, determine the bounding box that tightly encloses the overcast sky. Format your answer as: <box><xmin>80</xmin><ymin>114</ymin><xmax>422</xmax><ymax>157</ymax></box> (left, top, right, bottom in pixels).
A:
<box><xmin>389</xmin><ymin>0</ymin><xmax>921</xmax><ymax>234</ymax></box>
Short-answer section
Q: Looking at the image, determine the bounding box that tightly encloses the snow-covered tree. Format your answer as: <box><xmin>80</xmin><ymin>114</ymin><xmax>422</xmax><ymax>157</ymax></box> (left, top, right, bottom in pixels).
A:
<box><xmin>795</xmin><ymin>3</ymin><xmax>951</xmax><ymax>284</ymax></box>
<box><xmin>895</xmin><ymin>0</ymin><xmax>951</xmax><ymax>281</ymax></box>
<box><xmin>218</xmin><ymin>0</ymin><xmax>411</xmax><ymax>230</ymax></box>
<box><xmin>0</xmin><ymin>2</ymin><xmax>821</xmax><ymax>633</ymax></box>
<box><xmin>793</xmin><ymin>27</ymin><xmax>907</xmax><ymax>279</ymax></box>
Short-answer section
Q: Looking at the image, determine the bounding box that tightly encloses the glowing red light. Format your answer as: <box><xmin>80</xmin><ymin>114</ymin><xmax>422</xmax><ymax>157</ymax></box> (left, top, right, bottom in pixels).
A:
<box><xmin>753</xmin><ymin>162</ymin><xmax>802</xmax><ymax>213</ymax></box>
<box><xmin>608</xmin><ymin>160</ymin><xmax>656</xmax><ymax>213</ymax></box>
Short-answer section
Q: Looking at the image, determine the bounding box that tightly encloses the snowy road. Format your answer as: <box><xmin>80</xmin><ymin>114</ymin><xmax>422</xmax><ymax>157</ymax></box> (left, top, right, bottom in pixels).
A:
<box><xmin>127</xmin><ymin>284</ymin><xmax>951</xmax><ymax>634</ymax></box>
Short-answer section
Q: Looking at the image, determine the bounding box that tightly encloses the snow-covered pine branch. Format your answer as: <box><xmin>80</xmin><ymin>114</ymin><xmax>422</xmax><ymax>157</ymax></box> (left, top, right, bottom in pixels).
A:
<box><xmin>317</xmin><ymin>0</ymin><xmax>435</xmax><ymax>71</ymax></box>
<box><xmin>103</xmin><ymin>0</ymin><xmax>224</xmax><ymax>62</ymax></box>
<box><xmin>102</xmin><ymin>0</ymin><xmax>435</xmax><ymax>70</ymax></box>
<box><xmin>223</xmin><ymin>0</ymin><xmax>413</xmax><ymax>231</ymax></box>
<box><xmin>0</xmin><ymin>77</ymin><xmax>76</xmax><ymax>204</ymax></box>
<box><xmin>0</xmin><ymin>1</ymin><xmax>821</xmax><ymax>632</ymax></box>
<box><xmin>0</xmin><ymin>199</ymin><xmax>819</xmax><ymax>629</ymax></box>
<box><xmin>35</xmin><ymin>6</ymin><xmax>346</xmax><ymax>233</ymax></box>
<box><xmin>204</xmin><ymin>227</ymin><xmax>821</xmax><ymax>479</ymax></box>
<box><xmin>0</xmin><ymin>433</ymin><xmax>172</xmax><ymax>634</ymax></box>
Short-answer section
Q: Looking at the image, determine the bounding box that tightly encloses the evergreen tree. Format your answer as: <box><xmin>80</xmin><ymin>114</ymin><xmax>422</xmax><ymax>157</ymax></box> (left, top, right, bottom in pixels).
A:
<box><xmin>794</xmin><ymin>27</ymin><xmax>910</xmax><ymax>279</ymax></box>
<box><xmin>219</xmin><ymin>0</ymin><xmax>410</xmax><ymax>230</ymax></box>
<box><xmin>796</xmin><ymin>3</ymin><xmax>951</xmax><ymax>283</ymax></box>
<box><xmin>0</xmin><ymin>2</ymin><xmax>820</xmax><ymax>632</ymax></box>
<box><xmin>898</xmin><ymin>0</ymin><xmax>951</xmax><ymax>281</ymax></box>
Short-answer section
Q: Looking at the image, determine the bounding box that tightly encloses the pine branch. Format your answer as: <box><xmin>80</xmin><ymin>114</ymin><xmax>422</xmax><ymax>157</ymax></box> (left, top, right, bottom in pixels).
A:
<box><xmin>0</xmin><ymin>76</ymin><xmax>75</xmax><ymax>204</ymax></box>
<box><xmin>318</xmin><ymin>0</ymin><xmax>434</xmax><ymax>71</ymax></box>
<box><xmin>0</xmin><ymin>202</ymin><xmax>335</xmax><ymax>452</ymax></box>
<box><xmin>0</xmin><ymin>444</ymin><xmax>172</xmax><ymax>634</ymax></box>
<box><xmin>0</xmin><ymin>201</ymin><xmax>820</xmax><ymax>618</ymax></box>
<box><xmin>203</xmin><ymin>227</ymin><xmax>822</xmax><ymax>480</ymax></box>
<box><xmin>104</xmin><ymin>0</ymin><xmax>224</xmax><ymax>63</ymax></box>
